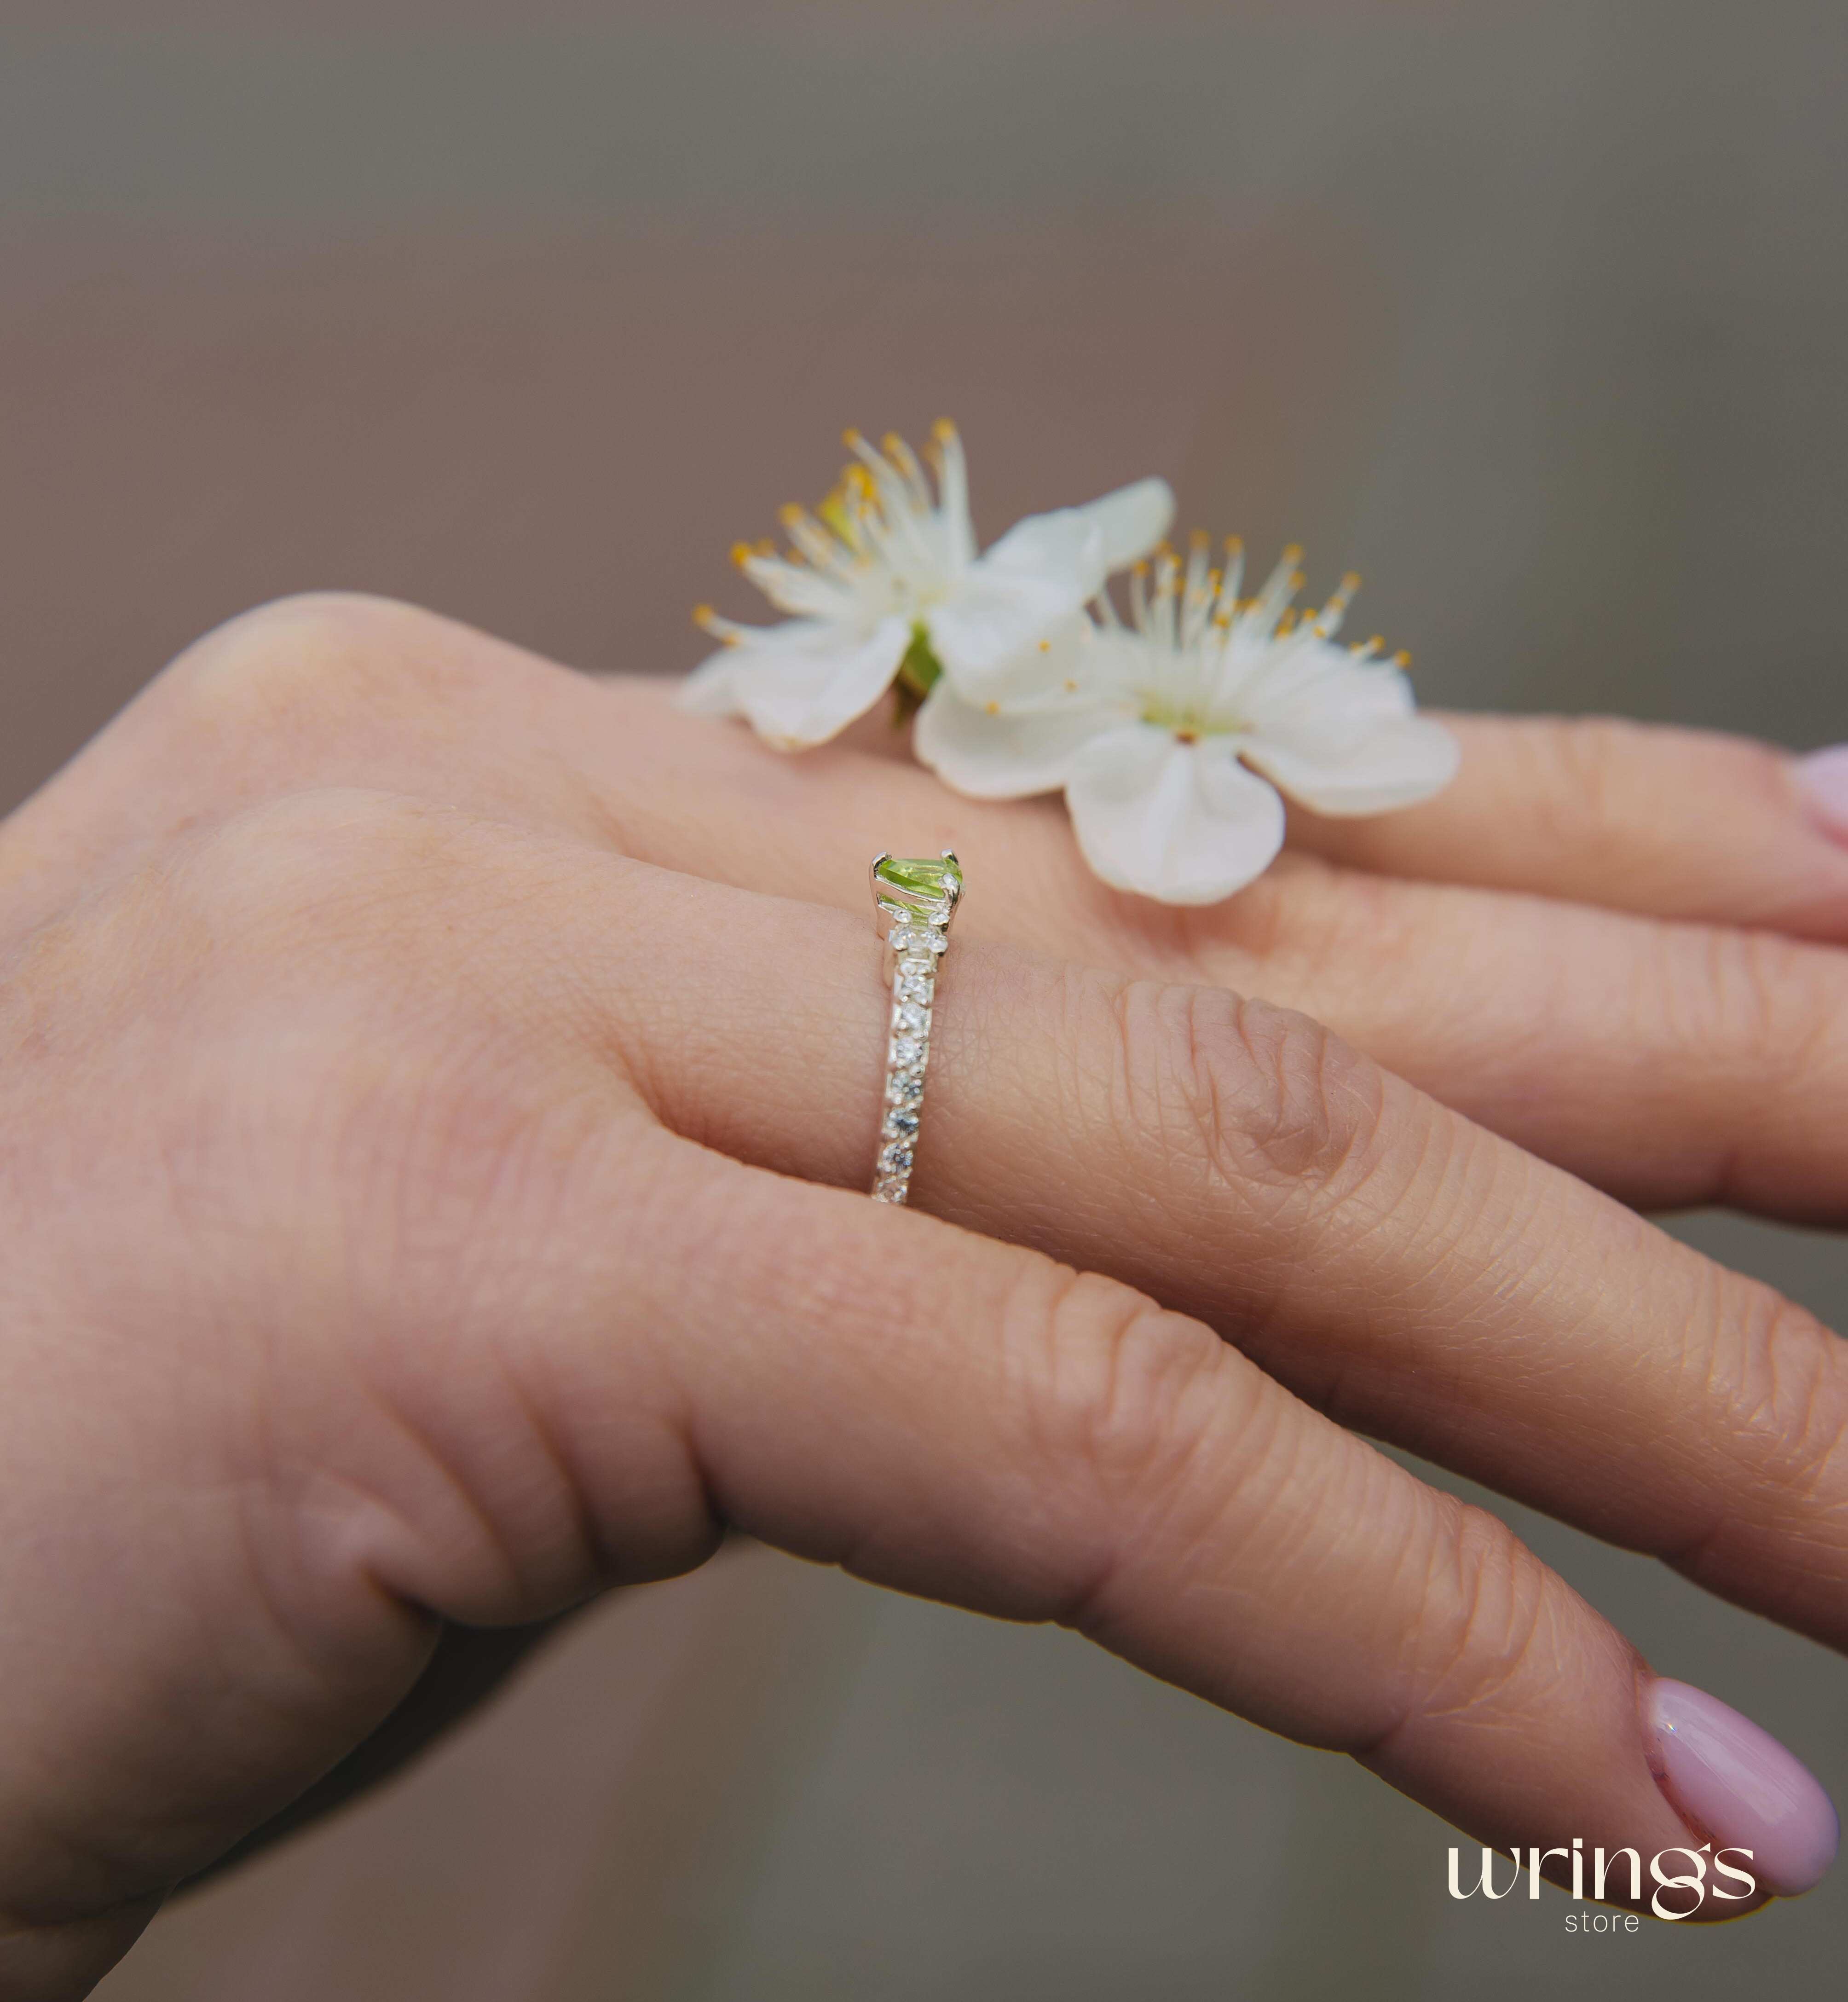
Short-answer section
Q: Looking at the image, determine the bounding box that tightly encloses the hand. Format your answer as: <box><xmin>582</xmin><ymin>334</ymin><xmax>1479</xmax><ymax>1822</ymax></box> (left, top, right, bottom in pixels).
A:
<box><xmin>24</xmin><ymin>599</ymin><xmax>1848</xmax><ymax>1626</ymax></box>
<box><xmin>2</xmin><ymin>596</ymin><xmax>1840</xmax><ymax>1995</ymax></box>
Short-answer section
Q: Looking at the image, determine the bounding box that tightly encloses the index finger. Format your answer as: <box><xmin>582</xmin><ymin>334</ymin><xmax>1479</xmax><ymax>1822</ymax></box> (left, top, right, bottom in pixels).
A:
<box><xmin>559</xmin><ymin>1133</ymin><xmax>1823</xmax><ymax>1911</ymax></box>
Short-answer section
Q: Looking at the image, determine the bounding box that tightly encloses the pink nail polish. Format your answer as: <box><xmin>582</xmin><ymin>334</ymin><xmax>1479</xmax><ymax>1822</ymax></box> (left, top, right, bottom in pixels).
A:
<box><xmin>1796</xmin><ymin>746</ymin><xmax>1848</xmax><ymax>842</ymax></box>
<box><xmin>1646</xmin><ymin>1678</ymin><xmax>1839</xmax><ymax>1897</ymax></box>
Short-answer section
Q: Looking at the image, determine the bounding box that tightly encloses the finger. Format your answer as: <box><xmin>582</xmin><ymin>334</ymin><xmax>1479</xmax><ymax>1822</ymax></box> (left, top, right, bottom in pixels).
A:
<box><xmin>592</xmin><ymin>855</ymin><xmax>1848</xmax><ymax>1677</ymax></box>
<box><xmin>1198</xmin><ymin>854</ymin><xmax>1848</xmax><ymax>1223</ymax></box>
<box><xmin>1281</xmin><ymin>713</ymin><xmax>1848</xmax><ymax>938</ymax></box>
<box><xmin>557</xmin><ymin>1134</ymin><xmax>1801</xmax><ymax>1909</ymax></box>
<box><xmin>583</xmin><ymin>683</ymin><xmax>1848</xmax><ymax>1225</ymax></box>
<box><xmin>14</xmin><ymin>600</ymin><xmax>1848</xmax><ymax>1227</ymax></box>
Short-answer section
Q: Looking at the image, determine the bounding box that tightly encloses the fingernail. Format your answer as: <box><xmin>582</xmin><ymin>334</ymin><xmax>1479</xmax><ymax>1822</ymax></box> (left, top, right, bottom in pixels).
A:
<box><xmin>1645</xmin><ymin>1678</ymin><xmax>1839</xmax><ymax>1897</ymax></box>
<box><xmin>1796</xmin><ymin>746</ymin><xmax>1848</xmax><ymax>842</ymax></box>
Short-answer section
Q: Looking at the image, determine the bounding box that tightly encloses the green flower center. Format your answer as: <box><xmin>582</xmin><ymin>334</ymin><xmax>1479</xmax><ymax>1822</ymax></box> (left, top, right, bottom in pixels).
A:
<box><xmin>890</xmin><ymin>622</ymin><xmax>945</xmax><ymax>724</ymax></box>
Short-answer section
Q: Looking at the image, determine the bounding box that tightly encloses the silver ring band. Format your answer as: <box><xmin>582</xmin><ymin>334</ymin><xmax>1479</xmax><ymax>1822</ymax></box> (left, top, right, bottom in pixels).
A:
<box><xmin>869</xmin><ymin>850</ymin><xmax>963</xmax><ymax>1204</ymax></box>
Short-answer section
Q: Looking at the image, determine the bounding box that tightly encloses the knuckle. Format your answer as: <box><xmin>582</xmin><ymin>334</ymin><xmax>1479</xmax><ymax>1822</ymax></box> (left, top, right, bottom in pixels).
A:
<box><xmin>1699</xmin><ymin>1276</ymin><xmax>1848</xmax><ymax>1522</ymax></box>
<box><xmin>1651</xmin><ymin>924</ymin><xmax>1834</xmax><ymax>1085</ymax></box>
<box><xmin>1522</xmin><ymin>714</ymin><xmax>1648</xmax><ymax>846</ymax></box>
<box><xmin>1039</xmin><ymin>1271</ymin><xmax>1229</xmax><ymax>1487</ymax></box>
<box><xmin>1710</xmin><ymin>929</ymin><xmax>1804</xmax><ymax>1061</ymax></box>
<box><xmin>1005</xmin><ymin>1265</ymin><xmax>1272</xmax><ymax>1619</ymax></box>
<box><xmin>1095</xmin><ymin>974</ymin><xmax>1395</xmax><ymax>1214</ymax></box>
<box><xmin>174</xmin><ymin>787</ymin><xmax>476</xmax><ymax>946</ymax></box>
<box><xmin>1388</xmin><ymin>1493</ymin><xmax>1559</xmax><ymax>1742</ymax></box>
<box><xmin>163</xmin><ymin>795</ymin><xmax>619</xmax><ymax>1265</ymax></box>
<box><xmin>1521</xmin><ymin>715</ymin><xmax>1796</xmax><ymax>859</ymax></box>
<box><xmin>155</xmin><ymin>591</ymin><xmax>475</xmax><ymax>750</ymax></box>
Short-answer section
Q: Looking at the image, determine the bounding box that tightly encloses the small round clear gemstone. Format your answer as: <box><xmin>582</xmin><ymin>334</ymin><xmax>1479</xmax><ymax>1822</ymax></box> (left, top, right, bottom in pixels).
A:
<box><xmin>887</xmin><ymin>1070</ymin><xmax>924</xmax><ymax>1107</ymax></box>
<box><xmin>890</xmin><ymin>1035</ymin><xmax>924</xmax><ymax>1069</ymax></box>
<box><xmin>879</xmin><ymin>1141</ymin><xmax>914</xmax><ymax>1175</ymax></box>
<box><xmin>894</xmin><ymin>1001</ymin><xmax>929</xmax><ymax>1035</ymax></box>
<box><xmin>889</xmin><ymin>925</ymin><xmax>948</xmax><ymax>956</ymax></box>
<box><xmin>884</xmin><ymin>1107</ymin><xmax>920</xmax><ymax>1138</ymax></box>
<box><xmin>897</xmin><ymin>972</ymin><xmax>935</xmax><ymax>1004</ymax></box>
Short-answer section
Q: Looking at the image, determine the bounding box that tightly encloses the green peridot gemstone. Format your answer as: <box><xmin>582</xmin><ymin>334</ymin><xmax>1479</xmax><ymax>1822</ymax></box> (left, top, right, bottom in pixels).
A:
<box><xmin>875</xmin><ymin>853</ymin><xmax>961</xmax><ymax>899</ymax></box>
<box><xmin>873</xmin><ymin>851</ymin><xmax>962</xmax><ymax>923</ymax></box>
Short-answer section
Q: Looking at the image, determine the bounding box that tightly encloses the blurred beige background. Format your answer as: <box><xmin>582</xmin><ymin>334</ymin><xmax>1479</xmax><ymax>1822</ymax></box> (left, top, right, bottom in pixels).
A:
<box><xmin>1</xmin><ymin>3</ymin><xmax>1844</xmax><ymax>1996</ymax></box>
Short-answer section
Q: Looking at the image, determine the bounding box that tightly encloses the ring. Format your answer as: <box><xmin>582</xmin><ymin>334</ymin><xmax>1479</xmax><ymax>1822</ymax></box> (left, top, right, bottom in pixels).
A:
<box><xmin>868</xmin><ymin>850</ymin><xmax>964</xmax><ymax>1204</ymax></box>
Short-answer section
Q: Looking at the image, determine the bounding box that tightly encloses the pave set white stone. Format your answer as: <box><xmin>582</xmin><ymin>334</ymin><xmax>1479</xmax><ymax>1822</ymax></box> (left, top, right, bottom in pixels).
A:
<box><xmin>868</xmin><ymin>850</ymin><xmax>963</xmax><ymax>1205</ymax></box>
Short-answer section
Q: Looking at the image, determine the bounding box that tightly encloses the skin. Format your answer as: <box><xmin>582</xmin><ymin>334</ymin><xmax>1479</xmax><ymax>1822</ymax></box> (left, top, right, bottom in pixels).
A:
<box><xmin>4</xmin><ymin>593</ymin><xmax>1848</xmax><ymax>1994</ymax></box>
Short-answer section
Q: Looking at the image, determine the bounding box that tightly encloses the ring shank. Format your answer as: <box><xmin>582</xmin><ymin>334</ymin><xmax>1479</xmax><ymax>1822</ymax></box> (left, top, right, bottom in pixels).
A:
<box><xmin>871</xmin><ymin>921</ymin><xmax>949</xmax><ymax>1203</ymax></box>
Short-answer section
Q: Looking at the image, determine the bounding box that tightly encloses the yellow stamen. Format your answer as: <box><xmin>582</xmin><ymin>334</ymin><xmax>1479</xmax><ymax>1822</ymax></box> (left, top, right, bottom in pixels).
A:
<box><xmin>730</xmin><ymin>542</ymin><xmax>753</xmax><ymax>568</ymax></box>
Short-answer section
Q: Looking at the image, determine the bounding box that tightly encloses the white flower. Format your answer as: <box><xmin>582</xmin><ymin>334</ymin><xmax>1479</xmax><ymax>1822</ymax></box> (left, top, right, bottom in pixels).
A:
<box><xmin>679</xmin><ymin>422</ymin><xmax>1173</xmax><ymax>749</ymax></box>
<box><xmin>915</xmin><ymin>534</ymin><xmax>1459</xmax><ymax>905</ymax></box>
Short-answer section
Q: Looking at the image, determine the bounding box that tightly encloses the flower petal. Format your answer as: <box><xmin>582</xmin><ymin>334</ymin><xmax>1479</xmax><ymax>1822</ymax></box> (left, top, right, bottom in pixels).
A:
<box><xmin>913</xmin><ymin>680</ymin><xmax>1119</xmax><ymax>799</ymax></box>
<box><xmin>1073</xmin><ymin>476</ymin><xmax>1175</xmax><ymax>571</ymax></box>
<box><xmin>928</xmin><ymin>566</ymin><xmax>1097</xmax><ymax>703</ymax></box>
<box><xmin>1241</xmin><ymin>714</ymin><xmax>1461</xmax><ymax>815</ymax></box>
<box><xmin>979</xmin><ymin>502</ymin><xmax>1105</xmax><ymax>590</ymax></box>
<box><xmin>676</xmin><ymin>648</ymin><xmax>745</xmax><ymax>717</ymax></box>
<box><xmin>719</xmin><ymin>616</ymin><xmax>911</xmax><ymax>749</ymax></box>
<box><xmin>1241</xmin><ymin>645</ymin><xmax>1416</xmax><ymax>734</ymax></box>
<box><xmin>1065</xmin><ymin>727</ymin><xmax>1286</xmax><ymax>905</ymax></box>
<box><xmin>933</xmin><ymin>478</ymin><xmax>1174</xmax><ymax>704</ymax></box>
<box><xmin>1237</xmin><ymin>649</ymin><xmax>1459</xmax><ymax>814</ymax></box>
